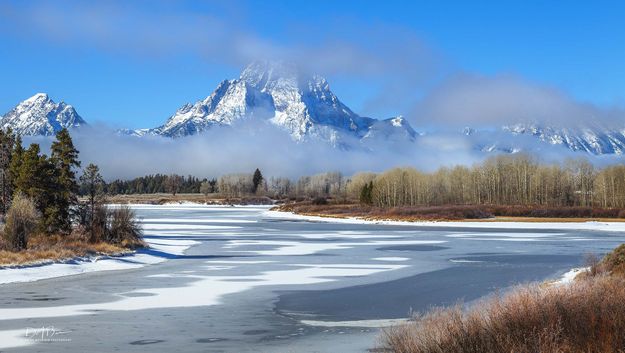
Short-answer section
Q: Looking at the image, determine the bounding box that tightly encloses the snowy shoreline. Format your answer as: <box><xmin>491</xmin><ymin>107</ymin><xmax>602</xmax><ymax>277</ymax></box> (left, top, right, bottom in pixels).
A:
<box><xmin>0</xmin><ymin>204</ymin><xmax>206</xmax><ymax>285</ymax></box>
<box><xmin>264</xmin><ymin>209</ymin><xmax>625</xmax><ymax>232</ymax></box>
<box><xmin>0</xmin><ymin>204</ymin><xmax>276</xmax><ymax>285</ymax></box>
<box><xmin>0</xmin><ymin>238</ymin><xmax>198</xmax><ymax>285</ymax></box>
<box><xmin>1</xmin><ymin>205</ymin><xmax>618</xmax><ymax>286</ymax></box>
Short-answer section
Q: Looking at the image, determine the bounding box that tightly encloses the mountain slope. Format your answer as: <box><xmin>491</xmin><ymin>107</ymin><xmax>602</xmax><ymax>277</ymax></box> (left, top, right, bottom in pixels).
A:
<box><xmin>502</xmin><ymin>122</ymin><xmax>625</xmax><ymax>155</ymax></box>
<box><xmin>137</xmin><ymin>61</ymin><xmax>415</xmax><ymax>148</ymax></box>
<box><xmin>0</xmin><ymin>93</ymin><xmax>86</xmax><ymax>136</ymax></box>
<box><xmin>462</xmin><ymin>122</ymin><xmax>625</xmax><ymax>155</ymax></box>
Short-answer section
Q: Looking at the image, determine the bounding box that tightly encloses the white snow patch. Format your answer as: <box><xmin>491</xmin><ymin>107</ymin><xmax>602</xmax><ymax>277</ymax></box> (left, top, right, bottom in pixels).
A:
<box><xmin>449</xmin><ymin>259</ymin><xmax>484</xmax><ymax>263</ymax></box>
<box><xmin>0</xmin><ymin>264</ymin><xmax>405</xmax><ymax>321</ymax></box>
<box><xmin>0</xmin><ymin>329</ymin><xmax>34</xmax><ymax>349</ymax></box>
<box><xmin>204</xmin><ymin>260</ymin><xmax>275</xmax><ymax>264</ymax></box>
<box><xmin>144</xmin><ymin>218</ymin><xmax>257</xmax><ymax>224</ymax></box>
<box><xmin>0</xmin><ymin>215</ymin><xmax>202</xmax><ymax>284</ymax></box>
<box><xmin>224</xmin><ymin>239</ymin><xmax>445</xmax><ymax>256</ymax></box>
<box><xmin>301</xmin><ymin>318</ymin><xmax>409</xmax><ymax>328</ymax></box>
<box><xmin>555</xmin><ymin>267</ymin><xmax>589</xmax><ymax>285</ymax></box>
<box><xmin>373</xmin><ymin>257</ymin><xmax>410</xmax><ymax>262</ymax></box>
<box><xmin>265</xmin><ymin>210</ymin><xmax>625</xmax><ymax>232</ymax></box>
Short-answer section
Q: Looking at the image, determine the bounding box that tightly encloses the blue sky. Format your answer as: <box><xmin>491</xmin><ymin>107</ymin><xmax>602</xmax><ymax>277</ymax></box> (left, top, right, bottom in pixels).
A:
<box><xmin>0</xmin><ymin>0</ymin><xmax>623</xmax><ymax>129</ymax></box>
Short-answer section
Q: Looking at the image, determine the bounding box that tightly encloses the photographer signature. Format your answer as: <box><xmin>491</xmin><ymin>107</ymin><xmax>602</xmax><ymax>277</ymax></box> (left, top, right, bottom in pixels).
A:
<box><xmin>24</xmin><ymin>326</ymin><xmax>71</xmax><ymax>342</ymax></box>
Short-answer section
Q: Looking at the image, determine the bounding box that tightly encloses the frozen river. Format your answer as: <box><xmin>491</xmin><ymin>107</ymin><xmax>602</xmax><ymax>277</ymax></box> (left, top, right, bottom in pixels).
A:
<box><xmin>1</xmin><ymin>204</ymin><xmax>625</xmax><ymax>352</ymax></box>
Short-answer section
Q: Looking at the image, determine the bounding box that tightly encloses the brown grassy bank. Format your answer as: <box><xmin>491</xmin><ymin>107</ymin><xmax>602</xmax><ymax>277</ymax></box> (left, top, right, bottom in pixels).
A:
<box><xmin>379</xmin><ymin>245</ymin><xmax>625</xmax><ymax>353</ymax></box>
<box><xmin>275</xmin><ymin>201</ymin><xmax>625</xmax><ymax>222</ymax></box>
<box><xmin>0</xmin><ymin>232</ymin><xmax>144</xmax><ymax>267</ymax></box>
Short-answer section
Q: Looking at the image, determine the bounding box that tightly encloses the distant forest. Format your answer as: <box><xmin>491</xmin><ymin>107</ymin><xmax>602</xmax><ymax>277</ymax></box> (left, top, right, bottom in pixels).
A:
<box><xmin>101</xmin><ymin>174</ymin><xmax>212</xmax><ymax>195</ymax></box>
<box><xmin>94</xmin><ymin>155</ymin><xmax>625</xmax><ymax>209</ymax></box>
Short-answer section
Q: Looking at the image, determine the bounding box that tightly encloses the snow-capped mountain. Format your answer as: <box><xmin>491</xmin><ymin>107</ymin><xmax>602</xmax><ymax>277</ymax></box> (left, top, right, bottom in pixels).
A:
<box><xmin>2</xmin><ymin>73</ymin><xmax>623</xmax><ymax>158</ymax></box>
<box><xmin>0</xmin><ymin>93</ymin><xmax>86</xmax><ymax>136</ymax></box>
<box><xmin>501</xmin><ymin>122</ymin><xmax>625</xmax><ymax>155</ymax></box>
<box><xmin>361</xmin><ymin>116</ymin><xmax>417</xmax><ymax>146</ymax></box>
<box><xmin>134</xmin><ymin>61</ymin><xmax>416</xmax><ymax>148</ymax></box>
<box><xmin>463</xmin><ymin>122</ymin><xmax>625</xmax><ymax>155</ymax></box>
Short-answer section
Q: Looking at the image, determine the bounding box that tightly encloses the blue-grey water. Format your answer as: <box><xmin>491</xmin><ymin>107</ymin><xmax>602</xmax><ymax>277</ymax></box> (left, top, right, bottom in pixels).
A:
<box><xmin>0</xmin><ymin>205</ymin><xmax>624</xmax><ymax>353</ymax></box>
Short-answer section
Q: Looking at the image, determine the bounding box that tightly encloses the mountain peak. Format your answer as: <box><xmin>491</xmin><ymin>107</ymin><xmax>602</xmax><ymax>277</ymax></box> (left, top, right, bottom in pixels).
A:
<box><xmin>240</xmin><ymin>60</ymin><xmax>298</xmax><ymax>81</ymax></box>
<box><xmin>25</xmin><ymin>92</ymin><xmax>50</xmax><ymax>102</ymax></box>
<box><xmin>131</xmin><ymin>61</ymin><xmax>417</xmax><ymax>148</ymax></box>
<box><xmin>0</xmin><ymin>94</ymin><xmax>86</xmax><ymax>136</ymax></box>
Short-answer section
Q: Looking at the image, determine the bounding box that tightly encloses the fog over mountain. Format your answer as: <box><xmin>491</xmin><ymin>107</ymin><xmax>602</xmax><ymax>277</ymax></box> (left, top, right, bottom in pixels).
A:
<box><xmin>3</xmin><ymin>61</ymin><xmax>625</xmax><ymax>179</ymax></box>
<box><xmin>122</xmin><ymin>61</ymin><xmax>417</xmax><ymax>150</ymax></box>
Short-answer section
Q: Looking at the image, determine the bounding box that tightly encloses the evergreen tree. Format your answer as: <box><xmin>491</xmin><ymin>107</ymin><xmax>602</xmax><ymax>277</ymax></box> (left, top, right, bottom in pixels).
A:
<box><xmin>14</xmin><ymin>144</ymin><xmax>61</xmax><ymax>232</ymax></box>
<box><xmin>359</xmin><ymin>181</ymin><xmax>373</xmax><ymax>205</ymax></box>
<box><xmin>252</xmin><ymin>168</ymin><xmax>264</xmax><ymax>193</ymax></box>
<box><xmin>166</xmin><ymin>174</ymin><xmax>182</xmax><ymax>195</ymax></box>
<box><xmin>209</xmin><ymin>178</ymin><xmax>218</xmax><ymax>193</ymax></box>
<box><xmin>200</xmin><ymin>180</ymin><xmax>211</xmax><ymax>196</ymax></box>
<box><xmin>0</xmin><ymin>129</ymin><xmax>15</xmax><ymax>213</ymax></box>
<box><xmin>50</xmin><ymin>128</ymin><xmax>81</xmax><ymax>232</ymax></box>
<box><xmin>9</xmin><ymin>135</ymin><xmax>24</xmax><ymax>192</ymax></box>
<box><xmin>80</xmin><ymin>163</ymin><xmax>105</xmax><ymax>241</ymax></box>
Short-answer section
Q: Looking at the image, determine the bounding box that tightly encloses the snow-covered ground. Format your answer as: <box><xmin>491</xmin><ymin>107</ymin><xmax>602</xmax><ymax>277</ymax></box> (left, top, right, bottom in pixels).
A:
<box><xmin>1</xmin><ymin>204</ymin><xmax>624</xmax><ymax>352</ymax></box>
<box><xmin>264</xmin><ymin>210</ymin><xmax>625</xmax><ymax>232</ymax></box>
<box><xmin>3</xmin><ymin>206</ymin><xmax>621</xmax><ymax>285</ymax></box>
<box><xmin>0</xmin><ymin>206</ymin><xmax>201</xmax><ymax>285</ymax></box>
<box><xmin>554</xmin><ymin>267</ymin><xmax>589</xmax><ymax>285</ymax></box>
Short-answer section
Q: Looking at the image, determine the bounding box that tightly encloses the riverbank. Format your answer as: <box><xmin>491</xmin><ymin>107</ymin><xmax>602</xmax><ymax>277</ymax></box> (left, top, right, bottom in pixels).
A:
<box><xmin>0</xmin><ymin>204</ymin><xmax>205</xmax><ymax>284</ymax></box>
<box><xmin>266</xmin><ymin>208</ymin><xmax>625</xmax><ymax>233</ymax></box>
<box><xmin>272</xmin><ymin>202</ymin><xmax>625</xmax><ymax>224</ymax></box>
<box><xmin>380</xmin><ymin>244</ymin><xmax>625</xmax><ymax>353</ymax></box>
<box><xmin>1</xmin><ymin>204</ymin><xmax>623</xmax><ymax>353</ymax></box>
<box><xmin>103</xmin><ymin>193</ymin><xmax>274</xmax><ymax>205</ymax></box>
<box><xmin>0</xmin><ymin>233</ymin><xmax>136</xmax><ymax>267</ymax></box>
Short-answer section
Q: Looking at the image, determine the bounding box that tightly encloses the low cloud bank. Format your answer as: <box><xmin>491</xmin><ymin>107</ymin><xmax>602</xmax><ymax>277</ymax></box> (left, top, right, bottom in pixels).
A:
<box><xmin>414</xmin><ymin>73</ymin><xmax>625</xmax><ymax>129</ymax></box>
<box><xmin>22</xmin><ymin>121</ymin><xmax>624</xmax><ymax>181</ymax></box>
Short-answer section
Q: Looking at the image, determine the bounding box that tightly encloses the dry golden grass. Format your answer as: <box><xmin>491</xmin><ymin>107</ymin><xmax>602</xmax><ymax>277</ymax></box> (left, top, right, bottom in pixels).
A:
<box><xmin>599</xmin><ymin>244</ymin><xmax>625</xmax><ymax>276</ymax></box>
<box><xmin>380</xmin><ymin>274</ymin><xmax>625</xmax><ymax>353</ymax></box>
<box><xmin>0</xmin><ymin>232</ymin><xmax>139</xmax><ymax>267</ymax></box>
<box><xmin>469</xmin><ymin>216</ymin><xmax>625</xmax><ymax>223</ymax></box>
<box><xmin>275</xmin><ymin>202</ymin><xmax>625</xmax><ymax>223</ymax></box>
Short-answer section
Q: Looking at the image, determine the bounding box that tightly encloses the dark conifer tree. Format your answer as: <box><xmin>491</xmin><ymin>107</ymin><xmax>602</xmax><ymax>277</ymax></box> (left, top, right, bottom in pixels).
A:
<box><xmin>80</xmin><ymin>163</ymin><xmax>105</xmax><ymax>241</ymax></box>
<box><xmin>252</xmin><ymin>168</ymin><xmax>264</xmax><ymax>193</ymax></box>
<box><xmin>0</xmin><ymin>129</ymin><xmax>15</xmax><ymax>213</ymax></box>
<box><xmin>50</xmin><ymin>128</ymin><xmax>81</xmax><ymax>232</ymax></box>
<box><xmin>13</xmin><ymin>144</ymin><xmax>61</xmax><ymax>232</ymax></box>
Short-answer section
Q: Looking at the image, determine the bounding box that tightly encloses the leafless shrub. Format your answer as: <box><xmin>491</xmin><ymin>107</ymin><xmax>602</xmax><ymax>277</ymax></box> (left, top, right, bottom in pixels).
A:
<box><xmin>600</xmin><ymin>244</ymin><xmax>625</xmax><ymax>276</ymax></box>
<box><xmin>380</xmin><ymin>275</ymin><xmax>625</xmax><ymax>353</ymax></box>
<box><xmin>584</xmin><ymin>253</ymin><xmax>603</xmax><ymax>277</ymax></box>
<box><xmin>312</xmin><ymin>197</ymin><xmax>328</xmax><ymax>205</ymax></box>
<box><xmin>107</xmin><ymin>206</ymin><xmax>144</xmax><ymax>247</ymax></box>
<box><xmin>2</xmin><ymin>193</ymin><xmax>40</xmax><ymax>251</ymax></box>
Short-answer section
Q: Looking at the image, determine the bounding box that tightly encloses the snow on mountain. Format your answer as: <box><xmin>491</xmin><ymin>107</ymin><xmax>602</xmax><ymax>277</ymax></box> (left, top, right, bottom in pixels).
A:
<box><xmin>0</xmin><ymin>93</ymin><xmax>86</xmax><ymax>136</ymax></box>
<box><xmin>458</xmin><ymin>121</ymin><xmax>625</xmax><ymax>155</ymax></box>
<box><xmin>135</xmin><ymin>61</ymin><xmax>416</xmax><ymax>148</ymax></box>
<box><xmin>501</xmin><ymin>122</ymin><xmax>625</xmax><ymax>155</ymax></box>
<box><xmin>360</xmin><ymin>116</ymin><xmax>417</xmax><ymax>147</ymax></box>
<box><xmin>4</xmin><ymin>74</ymin><xmax>623</xmax><ymax>158</ymax></box>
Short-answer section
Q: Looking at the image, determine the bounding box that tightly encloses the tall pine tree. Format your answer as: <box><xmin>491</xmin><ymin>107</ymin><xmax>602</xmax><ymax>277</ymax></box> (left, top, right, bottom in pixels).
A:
<box><xmin>13</xmin><ymin>144</ymin><xmax>60</xmax><ymax>232</ymax></box>
<box><xmin>252</xmin><ymin>168</ymin><xmax>263</xmax><ymax>194</ymax></box>
<box><xmin>0</xmin><ymin>129</ymin><xmax>16</xmax><ymax>213</ymax></box>
<box><xmin>80</xmin><ymin>163</ymin><xmax>105</xmax><ymax>241</ymax></box>
<box><xmin>49</xmin><ymin>129</ymin><xmax>81</xmax><ymax>232</ymax></box>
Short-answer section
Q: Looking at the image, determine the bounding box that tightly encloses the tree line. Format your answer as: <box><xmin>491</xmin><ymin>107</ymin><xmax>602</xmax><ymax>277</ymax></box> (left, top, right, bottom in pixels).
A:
<box><xmin>103</xmin><ymin>174</ymin><xmax>212</xmax><ymax>195</ymax></box>
<box><xmin>349</xmin><ymin>154</ymin><xmax>625</xmax><ymax>209</ymax></box>
<box><xmin>0</xmin><ymin>128</ymin><xmax>141</xmax><ymax>251</ymax></box>
<box><xmin>69</xmin><ymin>151</ymin><xmax>625</xmax><ymax>211</ymax></box>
